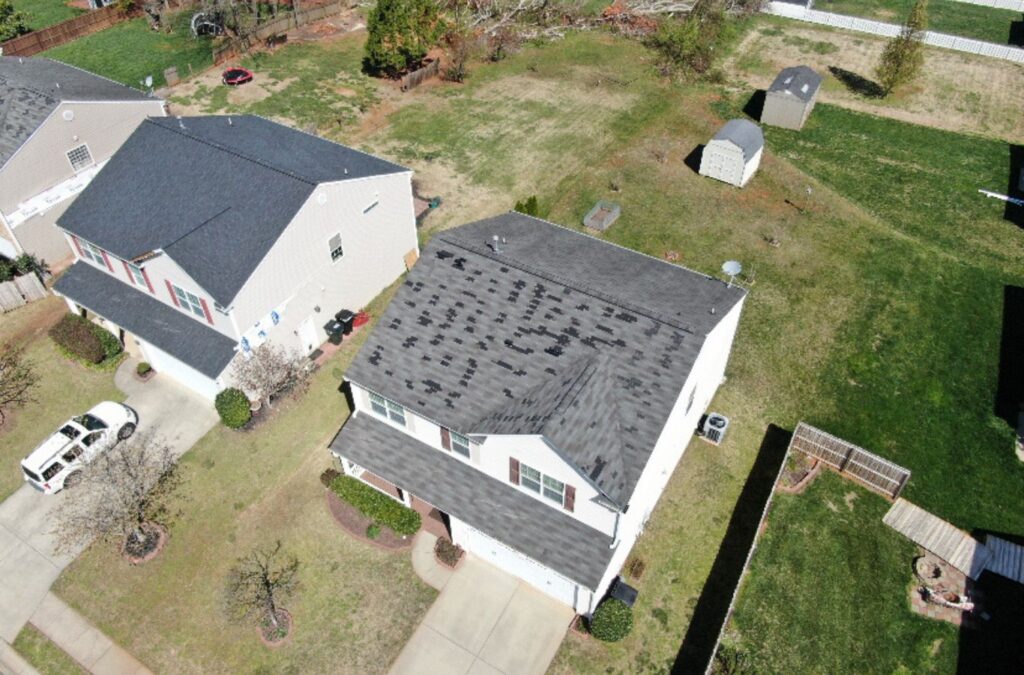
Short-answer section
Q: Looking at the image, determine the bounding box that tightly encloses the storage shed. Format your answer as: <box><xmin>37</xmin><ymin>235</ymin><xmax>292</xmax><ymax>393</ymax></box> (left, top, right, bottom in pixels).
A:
<box><xmin>762</xmin><ymin>65</ymin><xmax>822</xmax><ymax>131</ymax></box>
<box><xmin>699</xmin><ymin>119</ymin><xmax>764</xmax><ymax>188</ymax></box>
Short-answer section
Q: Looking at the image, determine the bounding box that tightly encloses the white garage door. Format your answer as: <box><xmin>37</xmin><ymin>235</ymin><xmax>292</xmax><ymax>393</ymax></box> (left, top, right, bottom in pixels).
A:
<box><xmin>140</xmin><ymin>340</ymin><xmax>222</xmax><ymax>400</ymax></box>
<box><xmin>452</xmin><ymin>520</ymin><xmax>581</xmax><ymax>609</ymax></box>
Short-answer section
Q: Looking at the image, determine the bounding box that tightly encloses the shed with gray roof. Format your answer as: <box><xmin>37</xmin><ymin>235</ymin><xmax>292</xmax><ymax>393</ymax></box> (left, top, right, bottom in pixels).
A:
<box><xmin>762</xmin><ymin>65</ymin><xmax>822</xmax><ymax>130</ymax></box>
<box><xmin>699</xmin><ymin>119</ymin><xmax>764</xmax><ymax>188</ymax></box>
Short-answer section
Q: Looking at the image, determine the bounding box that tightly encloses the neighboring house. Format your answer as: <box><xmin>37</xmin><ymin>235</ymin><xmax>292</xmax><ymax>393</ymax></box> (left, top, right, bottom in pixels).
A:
<box><xmin>0</xmin><ymin>57</ymin><xmax>165</xmax><ymax>264</ymax></box>
<box><xmin>699</xmin><ymin>119</ymin><xmax>764</xmax><ymax>188</ymax></box>
<box><xmin>329</xmin><ymin>213</ymin><xmax>747</xmax><ymax>614</ymax></box>
<box><xmin>761</xmin><ymin>65</ymin><xmax>822</xmax><ymax>131</ymax></box>
<box><xmin>52</xmin><ymin>115</ymin><xmax>418</xmax><ymax>400</ymax></box>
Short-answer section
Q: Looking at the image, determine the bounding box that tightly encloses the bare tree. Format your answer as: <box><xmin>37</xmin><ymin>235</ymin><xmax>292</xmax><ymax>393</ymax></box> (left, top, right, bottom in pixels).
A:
<box><xmin>0</xmin><ymin>345</ymin><xmax>37</xmax><ymax>426</ymax></box>
<box><xmin>223</xmin><ymin>541</ymin><xmax>299</xmax><ymax>631</ymax></box>
<box><xmin>54</xmin><ymin>432</ymin><xmax>183</xmax><ymax>558</ymax></box>
<box><xmin>230</xmin><ymin>343</ymin><xmax>309</xmax><ymax>409</ymax></box>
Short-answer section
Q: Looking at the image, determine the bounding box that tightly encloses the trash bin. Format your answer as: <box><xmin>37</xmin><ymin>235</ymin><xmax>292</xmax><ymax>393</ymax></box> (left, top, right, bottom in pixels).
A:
<box><xmin>324</xmin><ymin>318</ymin><xmax>343</xmax><ymax>345</ymax></box>
<box><xmin>335</xmin><ymin>310</ymin><xmax>355</xmax><ymax>336</ymax></box>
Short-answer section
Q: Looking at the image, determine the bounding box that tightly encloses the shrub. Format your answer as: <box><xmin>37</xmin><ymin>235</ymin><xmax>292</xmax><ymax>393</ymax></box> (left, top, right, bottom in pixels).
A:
<box><xmin>590</xmin><ymin>598</ymin><xmax>633</xmax><ymax>642</ymax></box>
<box><xmin>513</xmin><ymin>195</ymin><xmax>540</xmax><ymax>217</ymax></box>
<box><xmin>49</xmin><ymin>314</ymin><xmax>105</xmax><ymax>364</ymax></box>
<box><xmin>94</xmin><ymin>326</ymin><xmax>123</xmax><ymax>361</ymax></box>
<box><xmin>215</xmin><ymin>388</ymin><xmax>251</xmax><ymax>429</ymax></box>
<box><xmin>137</xmin><ymin>362</ymin><xmax>152</xmax><ymax>376</ymax></box>
<box><xmin>330</xmin><ymin>475</ymin><xmax>421</xmax><ymax>536</ymax></box>
<box><xmin>366</xmin><ymin>523</ymin><xmax>381</xmax><ymax>539</ymax></box>
<box><xmin>319</xmin><ymin>467</ymin><xmax>341</xmax><ymax>488</ymax></box>
<box><xmin>434</xmin><ymin>537</ymin><xmax>463</xmax><ymax>567</ymax></box>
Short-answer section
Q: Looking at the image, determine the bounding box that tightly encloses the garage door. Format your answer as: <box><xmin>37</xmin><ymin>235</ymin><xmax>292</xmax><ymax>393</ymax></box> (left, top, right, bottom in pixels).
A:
<box><xmin>140</xmin><ymin>340</ymin><xmax>222</xmax><ymax>400</ymax></box>
<box><xmin>452</xmin><ymin>519</ymin><xmax>581</xmax><ymax>609</ymax></box>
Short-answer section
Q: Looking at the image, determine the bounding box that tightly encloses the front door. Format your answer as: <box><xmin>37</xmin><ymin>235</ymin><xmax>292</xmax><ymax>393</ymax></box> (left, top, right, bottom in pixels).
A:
<box><xmin>298</xmin><ymin>317</ymin><xmax>318</xmax><ymax>354</ymax></box>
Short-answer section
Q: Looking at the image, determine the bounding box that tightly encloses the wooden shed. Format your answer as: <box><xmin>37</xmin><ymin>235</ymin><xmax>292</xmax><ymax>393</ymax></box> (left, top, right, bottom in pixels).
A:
<box><xmin>761</xmin><ymin>65</ymin><xmax>822</xmax><ymax>131</ymax></box>
<box><xmin>699</xmin><ymin>119</ymin><xmax>764</xmax><ymax>188</ymax></box>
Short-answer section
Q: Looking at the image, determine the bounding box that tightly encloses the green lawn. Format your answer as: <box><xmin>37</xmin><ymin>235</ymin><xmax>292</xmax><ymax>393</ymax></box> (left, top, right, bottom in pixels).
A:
<box><xmin>0</xmin><ymin>297</ymin><xmax>124</xmax><ymax>502</ymax></box>
<box><xmin>815</xmin><ymin>0</ymin><xmax>1021</xmax><ymax>44</ymax></box>
<box><xmin>13</xmin><ymin>624</ymin><xmax>86</xmax><ymax>675</ymax></box>
<box><xmin>42</xmin><ymin>13</ymin><xmax>213</xmax><ymax>88</ymax></box>
<box><xmin>54</xmin><ymin>284</ymin><xmax>437</xmax><ymax>674</ymax></box>
<box><xmin>12</xmin><ymin>0</ymin><xmax>84</xmax><ymax>31</ymax></box>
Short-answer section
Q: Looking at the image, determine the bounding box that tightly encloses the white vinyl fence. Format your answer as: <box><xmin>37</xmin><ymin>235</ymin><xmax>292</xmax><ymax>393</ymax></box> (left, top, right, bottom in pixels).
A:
<box><xmin>0</xmin><ymin>274</ymin><xmax>47</xmax><ymax>313</ymax></box>
<box><xmin>809</xmin><ymin>0</ymin><xmax>1024</xmax><ymax>11</ymax></box>
<box><xmin>768</xmin><ymin>1</ymin><xmax>1024</xmax><ymax>63</ymax></box>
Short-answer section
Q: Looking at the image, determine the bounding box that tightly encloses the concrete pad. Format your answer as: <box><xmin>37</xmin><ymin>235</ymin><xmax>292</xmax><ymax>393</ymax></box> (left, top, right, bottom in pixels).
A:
<box><xmin>91</xmin><ymin>642</ymin><xmax>149</xmax><ymax>675</ymax></box>
<box><xmin>390</xmin><ymin>625</ymin><xmax>475</xmax><ymax>675</ymax></box>
<box><xmin>478</xmin><ymin>585</ymin><xmax>573</xmax><ymax>675</ymax></box>
<box><xmin>0</xmin><ymin>640</ymin><xmax>41</xmax><ymax>675</ymax></box>
<box><xmin>0</xmin><ymin>523</ymin><xmax>19</xmax><ymax>563</ymax></box>
<box><xmin>411</xmin><ymin>532</ymin><xmax>453</xmax><ymax>591</ymax></box>
<box><xmin>423</xmin><ymin>558</ymin><xmax>519</xmax><ymax>654</ymax></box>
<box><xmin>466</xmin><ymin>658</ymin><xmax>504</xmax><ymax>675</ymax></box>
<box><xmin>0</xmin><ymin>546</ymin><xmax>59</xmax><ymax>642</ymax></box>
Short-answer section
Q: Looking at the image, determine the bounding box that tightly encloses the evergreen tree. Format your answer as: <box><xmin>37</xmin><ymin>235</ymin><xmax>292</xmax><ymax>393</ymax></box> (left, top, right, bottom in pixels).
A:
<box><xmin>875</xmin><ymin>0</ymin><xmax>928</xmax><ymax>96</ymax></box>
<box><xmin>364</xmin><ymin>0</ymin><xmax>440</xmax><ymax>77</ymax></box>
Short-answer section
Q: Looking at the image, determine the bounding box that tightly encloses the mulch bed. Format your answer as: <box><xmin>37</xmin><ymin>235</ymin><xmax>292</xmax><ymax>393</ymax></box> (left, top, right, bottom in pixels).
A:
<box><xmin>122</xmin><ymin>523</ymin><xmax>167</xmax><ymax>565</ymax></box>
<box><xmin>258</xmin><ymin>609</ymin><xmax>293</xmax><ymax>648</ymax></box>
<box><xmin>777</xmin><ymin>453</ymin><xmax>821</xmax><ymax>494</ymax></box>
<box><xmin>325</xmin><ymin>489</ymin><xmax>412</xmax><ymax>551</ymax></box>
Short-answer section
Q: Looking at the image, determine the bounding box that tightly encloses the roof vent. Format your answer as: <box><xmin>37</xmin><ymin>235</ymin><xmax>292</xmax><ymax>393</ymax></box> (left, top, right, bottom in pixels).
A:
<box><xmin>783</xmin><ymin>76</ymin><xmax>793</xmax><ymax>85</ymax></box>
<box><xmin>801</xmin><ymin>83</ymin><xmax>809</xmax><ymax>93</ymax></box>
<box><xmin>489</xmin><ymin>235</ymin><xmax>506</xmax><ymax>253</ymax></box>
<box><xmin>177</xmin><ymin>116</ymin><xmax>186</xmax><ymax>130</ymax></box>
<box><xmin>227</xmin><ymin>117</ymin><xmax>233</xmax><ymax>126</ymax></box>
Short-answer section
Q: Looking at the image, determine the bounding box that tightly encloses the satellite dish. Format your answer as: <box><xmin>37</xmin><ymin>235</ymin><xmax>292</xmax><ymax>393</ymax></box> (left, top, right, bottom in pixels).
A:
<box><xmin>722</xmin><ymin>260</ymin><xmax>742</xmax><ymax>287</ymax></box>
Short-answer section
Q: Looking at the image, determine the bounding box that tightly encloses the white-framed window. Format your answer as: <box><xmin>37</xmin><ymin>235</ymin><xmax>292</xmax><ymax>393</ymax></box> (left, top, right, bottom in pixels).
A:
<box><xmin>450</xmin><ymin>431</ymin><xmax>470</xmax><ymax>458</ymax></box>
<box><xmin>369</xmin><ymin>392</ymin><xmax>406</xmax><ymax>426</ymax></box>
<box><xmin>329</xmin><ymin>233</ymin><xmax>344</xmax><ymax>262</ymax></box>
<box><xmin>518</xmin><ymin>462</ymin><xmax>567</xmax><ymax>506</ymax></box>
<box><xmin>127</xmin><ymin>263</ymin><xmax>146</xmax><ymax>287</ymax></box>
<box><xmin>520</xmin><ymin>463</ymin><xmax>541</xmax><ymax>493</ymax></box>
<box><xmin>80</xmin><ymin>240</ymin><xmax>105</xmax><ymax>266</ymax></box>
<box><xmin>543</xmin><ymin>475</ymin><xmax>565</xmax><ymax>504</ymax></box>
<box><xmin>66</xmin><ymin>144</ymin><xmax>93</xmax><ymax>172</ymax></box>
<box><xmin>172</xmin><ymin>283</ymin><xmax>205</xmax><ymax>319</ymax></box>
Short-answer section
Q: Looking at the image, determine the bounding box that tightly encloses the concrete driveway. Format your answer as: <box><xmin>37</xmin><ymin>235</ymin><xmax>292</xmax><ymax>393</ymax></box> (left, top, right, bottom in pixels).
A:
<box><xmin>0</xmin><ymin>365</ymin><xmax>217</xmax><ymax>642</ymax></box>
<box><xmin>391</xmin><ymin>556</ymin><xmax>574</xmax><ymax>675</ymax></box>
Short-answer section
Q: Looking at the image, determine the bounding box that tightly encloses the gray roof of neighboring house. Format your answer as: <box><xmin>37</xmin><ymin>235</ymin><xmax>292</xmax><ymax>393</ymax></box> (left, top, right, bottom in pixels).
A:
<box><xmin>329</xmin><ymin>413</ymin><xmax>616</xmax><ymax>589</ymax></box>
<box><xmin>53</xmin><ymin>262</ymin><xmax>237</xmax><ymax>379</ymax></box>
<box><xmin>346</xmin><ymin>213</ymin><xmax>746</xmax><ymax>508</ymax></box>
<box><xmin>0</xmin><ymin>57</ymin><xmax>152</xmax><ymax>168</ymax></box>
<box><xmin>58</xmin><ymin>115</ymin><xmax>409</xmax><ymax>307</ymax></box>
<box><xmin>768</xmin><ymin>65</ymin><xmax>822</xmax><ymax>103</ymax></box>
<box><xmin>711</xmin><ymin>119</ymin><xmax>764</xmax><ymax>161</ymax></box>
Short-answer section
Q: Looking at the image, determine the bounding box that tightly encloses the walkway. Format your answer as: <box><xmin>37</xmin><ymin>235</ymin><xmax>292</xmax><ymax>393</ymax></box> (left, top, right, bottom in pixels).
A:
<box><xmin>395</xmin><ymin>535</ymin><xmax>574</xmax><ymax>675</ymax></box>
<box><xmin>883</xmin><ymin>499</ymin><xmax>990</xmax><ymax>578</ymax></box>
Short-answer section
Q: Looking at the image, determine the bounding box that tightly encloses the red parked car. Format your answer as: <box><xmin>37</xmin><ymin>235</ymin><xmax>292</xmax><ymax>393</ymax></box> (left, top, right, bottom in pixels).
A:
<box><xmin>222</xmin><ymin>67</ymin><xmax>254</xmax><ymax>86</ymax></box>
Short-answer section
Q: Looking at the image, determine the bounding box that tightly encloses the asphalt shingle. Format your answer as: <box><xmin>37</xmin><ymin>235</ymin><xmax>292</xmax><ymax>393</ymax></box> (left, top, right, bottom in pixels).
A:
<box><xmin>768</xmin><ymin>65</ymin><xmax>822</xmax><ymax>103</ymax></box>
<box><xmin>713</xmin><ymin>119</ymin><xmax>764</xmax><ymax>161</ymax></box>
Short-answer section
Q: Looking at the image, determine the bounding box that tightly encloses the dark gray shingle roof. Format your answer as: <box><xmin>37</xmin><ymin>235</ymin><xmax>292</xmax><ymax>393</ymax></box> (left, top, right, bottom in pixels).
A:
<box><xmin>58</xmin><ymin>115</ymin><xmax>409</xmax><ymax>307</ymax></box>
<box><xmin>53</xmin><ymin>262</ymin><xmax>237</xmax><ymax>378</ymax></box>
<box><xmin>329</xmin><ymin>413</ymin><xmax>616</xmax><ymax>589</ymax></box>
<box><xmin>346</xmin><ymin>213</ymin><xmax>746</xmax><ymax>507</ymax></box>
<box><xmin>0</xmin><ymin>57</ymin><xmax>150</xmax><ymax>167</ymax></box>
<box><xmin>712</xmin><ymin>119</ymin><xmax>764</xmax><ymax>161</ymax></box>
<box><xmin>768</xmin><ymin>65</ymin><xmax>822</xmax><ymax>103</ymax></box>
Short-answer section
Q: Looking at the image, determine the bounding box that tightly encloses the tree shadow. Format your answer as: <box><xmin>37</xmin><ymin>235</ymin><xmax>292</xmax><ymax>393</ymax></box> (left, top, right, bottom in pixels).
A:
<box><xmin>1005</xmin><ymin>145</ymin><xmax>1024</xmax><ymax>226</ymax></box>
<box><xmin>828</xmin><ymin>66</ymin><xmax>885</xmax><ymax>99</ymax></box>
<box><xmin>743</xmin><ymin>90</ymin><xmax>766</xmax><ymax>122</ymax></box>
<box><xmin>1009</xmin><ymin>16</ymin><xmax>1024</xmax><ymax>46</ymax></box>
<box><xmin>684</xmin><ymin>145</ymin><xmax>705</xmax><ymax>175</ymax></box>
<box><xmin>671</xmin><ymin>424</ymin><xmax>792</xmax><ymax>675</ymax></box>
<box><xmin>995</xmin><ymin>286</ymin><xmax>1024</xmax><ymax>428</ymax></box>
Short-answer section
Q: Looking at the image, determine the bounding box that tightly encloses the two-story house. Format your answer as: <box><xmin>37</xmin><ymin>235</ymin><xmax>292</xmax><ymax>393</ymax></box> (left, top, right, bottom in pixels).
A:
<box><xmin>52</xmin><ymin>115</ymin><xmax>418</xmax><ymax>400</ymax></box>
<box><xmin>0</xmin><ymin>56</ymin><xmax>165</xmax><ymax>265</ymax></box>
<box><xmin>329</xmin><ymin>213</ymin><xmax>747</xmax><ymax>614</ymax></box>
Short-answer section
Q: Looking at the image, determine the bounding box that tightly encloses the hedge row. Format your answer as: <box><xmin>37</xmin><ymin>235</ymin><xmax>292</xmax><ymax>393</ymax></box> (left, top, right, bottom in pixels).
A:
<box><xmin>330</xmin><ymin>475</ymin><xmax>421</xmax><ymax>536</ymax></box>
<box><xmin>49</xmin><ymin>313</ymin><xmax>123</xmax><ymax>364</ymax></box>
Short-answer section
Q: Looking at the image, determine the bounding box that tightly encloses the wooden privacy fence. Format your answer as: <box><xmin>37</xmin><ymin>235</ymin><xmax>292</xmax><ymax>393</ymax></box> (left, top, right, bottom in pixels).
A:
<box><xmin>767</xmin><ymin>2</ymin><xmax>1024</xmax><ymax>64</ymax></box>
<box><xmin>0</xmin><ymin>274</ymin><xmax>47</xmax><ymax>313</ymax></box>
<box><xmin>212</xmin><ymin>2</ymin><xmax>348</xmax><ymax>63</ymax></box>
<box><xmin>0</xmin><ymin>5</ymin><xmax>126</xmax><ymax>57</ymax></box>
<box><xmin>400</xmin><ymin>58</ymin><xmax>441</xmax><ymax>91</ymax></box>
<box><xmin>788</xmin><ymin>422</ymin><xmax>911</xmax><ymax>498</ymax></box>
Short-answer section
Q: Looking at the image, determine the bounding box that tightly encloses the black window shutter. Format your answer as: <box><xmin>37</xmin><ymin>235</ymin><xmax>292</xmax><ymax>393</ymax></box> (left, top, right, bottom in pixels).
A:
<box><xmin>440</xmin><ymin>427</ymin><xmax>452</xmax><ymax>451</ymax></box>
<box><xmin>509</xmin><ymin>457</ymin><xmax>520</xmax><ymax>484</ymax></box>
<box><xmin>564</xmin><ymin>485</ymin><xmax>576</xmax><ymax>513</ymax></box>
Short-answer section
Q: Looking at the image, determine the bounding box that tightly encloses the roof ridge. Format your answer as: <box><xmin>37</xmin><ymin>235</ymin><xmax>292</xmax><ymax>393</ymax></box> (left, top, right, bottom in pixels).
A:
<box><xmin>37</xmin><ymin>57</ymin><xmax>151</xmax><ymax>97</ymax></box>
<box><xmin>147</xmin><ymin>117</ymin><xmax>319</xmax><ymax>186</ymax></box>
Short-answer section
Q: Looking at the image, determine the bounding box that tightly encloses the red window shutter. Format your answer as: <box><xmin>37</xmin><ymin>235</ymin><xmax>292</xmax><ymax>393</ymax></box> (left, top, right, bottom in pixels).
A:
<box><xmin>99</xmin><ymin>249</ymin><xmax>113</xmax><ymax>272</ymax></box>
<box><xmin>70</xmin><ymin>235</ymin><xmax>84</xmax><ymax>258</ymax></box>
<box><xmin>121</xmin><ymin>260</ymin><xmax>134</xmax><ymax>284</ymax></box>
<box><xmin>440</xmin><ymin>427</ymin><xmax>452</xmax><ymax>451</ymax></box>
<box><xmin>165</xmin><ymin>280</ymin><xmax>179</xmax><ymax>307</ymax></box>
<box><xmin>200</xmin><ymin>298</ymin><xmax>214</xmax><ymax>325</ymax></box>
<box><xmin>509</xmin><ymin>457</ymin><xmax>520</xmax><ymax>485</ymax></box>
<box><xmin>140</xmin><ymin>267</ymin><xmax>154</xmax><ymax>293</ymax></box>
<box><xmin>564</xmin><ymin>485</ymin><xmax>576</xmax><ymax>513</ymax></box>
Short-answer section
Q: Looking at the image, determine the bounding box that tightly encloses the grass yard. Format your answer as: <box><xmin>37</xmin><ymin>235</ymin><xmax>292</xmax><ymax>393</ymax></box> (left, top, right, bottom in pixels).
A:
<box><xmin>12</xmin><ymin>624</ymin><xmax>87</xmax><ymax>675</ymax></box>
<box><xmin>0</xmin><ymin>296</ymin><xmax>124</xmax><ymax>502</ymax></box>
<box><xmin>42</xmin><ymin>13</ymin><xmax>213</xmax><ymax>88</ymax></box>
<box><xmin>54</xmin><ymin>284</ymin><xmax>437</xmax><ymax>674</ymax></box>
<box><xmin>727</xmin><ymin>472</ymin><xmax>958</xmax><ymax>672</ymax></box>
<box><xmin>814</xmin><ymin>0</ymin><xmax>1022</xmax><ymax>44</ymax></box>
<box><xmin>12</xmin><ymin>0</ymin><xmax>83</xmax><ymax>31</ymax></box>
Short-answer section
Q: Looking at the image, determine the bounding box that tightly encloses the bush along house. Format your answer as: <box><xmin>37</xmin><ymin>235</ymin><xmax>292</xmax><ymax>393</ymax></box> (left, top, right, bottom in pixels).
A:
<box><xmin>52</xmin><ymin>115</ymin><xmax>419</xmax><ymax>399</ymax></box>
<box><xmin>329</xmin><ymin>213</ymin><xmax>747</xmax><ymax>614</ymax></box>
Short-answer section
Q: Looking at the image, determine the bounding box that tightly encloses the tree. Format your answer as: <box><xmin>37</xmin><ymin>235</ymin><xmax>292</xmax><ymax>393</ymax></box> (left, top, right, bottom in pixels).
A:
<box><xmin>223</xmin><ymin>540</ymin><xmax>299</xmax><ymax>632</ymax></box>
<box><xmin>364</xmin><ymin>0</ymin><xmax>441</xmax><ymax>77</ymax></box>
<box><xmin>0</xmin><ymin>0</ymin><xmax>29</xmax><ymax>43</ymax></box>
<box><xmin>645</xmin><ymin>0</ymin><xmax>730</xmax><ymax>77</ymax></box>
<box><xmin>54</xmin><ymin>432</ymin><xmax>182</xmax><ymax>558</ymax></box>
<box><xmin>875</xmin><ymin>0</ymin><xmax>928</xmax><ymax>96</ymax></box>
<box><xmin>229</xmin><ymin>343</ymin><xmax>309</xmax><ymax>409</ymax></box>
<box><xmin>0</xmin><ymin>345</ymin><xmax>37</xmax><ymax>426</ymax></box>
<box><xmin>513</xmin><ymin>195</ymin><xmax>540</xmax><ymax>216</ymax></box>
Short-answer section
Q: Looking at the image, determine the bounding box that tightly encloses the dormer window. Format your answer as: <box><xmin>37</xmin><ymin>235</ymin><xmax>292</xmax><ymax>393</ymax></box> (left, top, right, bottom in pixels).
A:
<box><xmin>369</xmin><ymin>392</ymin><xmax>405</xmax><ymax>426</ymax></box>
<box><xmin>329</xmin><ymin>233</ymin><xmax>344</xmax><ymax>262</ymax></box>
<box><xmin>67</xmin><ymin>144</ymin><xmax>93</xmax><ymax>172</ymax></box>
<box><xmin>172</xmin><ymin>284</ymin><xmax>205</xmax><ymax>319</ymax></box>
<box><xmin>80</xmin><ymin>240</ymin><xmax>106</xmax><ymax>266</ymax></box>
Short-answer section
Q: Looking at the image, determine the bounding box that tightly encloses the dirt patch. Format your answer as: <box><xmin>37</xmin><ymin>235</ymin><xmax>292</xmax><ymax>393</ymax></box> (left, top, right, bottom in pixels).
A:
<box><xmin>844</xmin><ymin>491</ymin><xmax>859</xmax><ymax>510</ymax></box>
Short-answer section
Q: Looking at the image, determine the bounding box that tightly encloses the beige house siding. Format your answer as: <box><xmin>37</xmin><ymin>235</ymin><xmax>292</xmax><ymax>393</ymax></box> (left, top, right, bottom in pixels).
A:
<box><xmin>12</xmin><ymin>199</ymin><xmax>74</xmax><ymax>264</ymax></box>
<box><xmin>762</xmin><ymin>91</ymin><xmax>817</xmax><ymax>131</ymax></box>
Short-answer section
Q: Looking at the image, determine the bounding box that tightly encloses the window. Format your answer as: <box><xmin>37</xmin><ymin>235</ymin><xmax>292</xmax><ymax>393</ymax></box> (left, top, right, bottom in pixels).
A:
<box><xmin>519</xmin><ymin>464</ymin><xmax>541</xmax><ymax>493</ymax></box>
<box><xmin>518</xmin><ymin>462</ymin><xmax>567</xmax><ymax>506</ymax></box>
<box><xmin>81</xmin><ymin>431</ymin><xmax>103</xmax><ymax>447</ymax></box>
<box><xmin>42</xmin><ymin>462</ymin><xmax>64</xmax><ymax>481</ymax></box>
<box><xmin>127</xmin><ymin>263</ymin><xmax>146</xmax><ymax>287</ymax></box>
<box><xmin>329</xmin><ymin>233</ymin><xmax>344</xmax><ymax>262</ymax></box>
<box><xmin>369</xmin><ymin>392</ymin><xmax>406</xmax><ymax>426</ymax></box>
<box><xmin>543</xmin><ymin>475</ymin><xmax>565</xmax><ymax>504</ymax></box>
<box><xmin>450</xmin><ymin>431</ymin><xmax>470</xmax><ymax>458</ymax></box>
<box><xmin>66</xmin><ymin>144</ymin><xmax>93</xmax><ymax>171</ymax></box>
<box><xmin>62</xmin><ymin>446</ymin><xmax>83</xmax><ymax>463</ymax></box>
<box><xmin>80</xmin><ymin>241</ymin><xmax>106</xmax><ymax>266</ymax></box>
<box><xmin>172</xmin><ymin>284</ymin><xmax>206</xmax><ymax>319</ymax></box>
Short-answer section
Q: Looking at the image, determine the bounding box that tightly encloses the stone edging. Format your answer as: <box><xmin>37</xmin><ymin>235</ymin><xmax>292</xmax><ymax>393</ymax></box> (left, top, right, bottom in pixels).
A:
<box><xmin>257</xmin><ymin>609</ymin><xmax>293</xmax><ymax>648</ymax></box>
<box><xmin>122</xmin><ymin>523</ymin><xmax>167</xmax><ymax>565</ymax></box>
<box><xmin>777</xmin><ymin>460</ymin><xmax>821</xmax><ymax>495</ymax></box>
